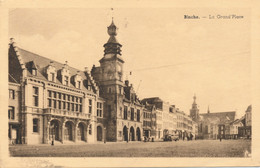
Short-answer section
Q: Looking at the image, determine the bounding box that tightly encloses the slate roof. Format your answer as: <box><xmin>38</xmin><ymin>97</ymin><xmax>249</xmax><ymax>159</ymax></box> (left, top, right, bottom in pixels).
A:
<box><xmin>141</xmin><ymin>97</ymin><xmax>163</xmax><ymax>104</ymax></box>
<box><xmin>9</xmin><ymin>73</ymin><xmax>19</xmax><ymax>83</ymax></box>
<box><xmin>200</xmin><ymin>111</ymin><xmax>236</xmax><ymax>124</ymax></box>
<box><xmin>229</xmin><ymin>118</ymin><xmax>243</xmax><ymax>125</ymax></box>
<box><xmin>9</xmin><ymin>43</ymin><xmax>98</xmax><ymax>93</ymax></box>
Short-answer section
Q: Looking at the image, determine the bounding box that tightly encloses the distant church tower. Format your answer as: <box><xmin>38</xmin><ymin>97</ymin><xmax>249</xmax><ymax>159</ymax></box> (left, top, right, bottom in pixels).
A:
<box><xmin>91</xmin><ymin>19</ymin><xmax>125</xmax><ymax>141</ymax></box>
<box><xmin>190</xmin><ymin>94</ymin><xmax>200</xmax><ymax>122</ymax></box>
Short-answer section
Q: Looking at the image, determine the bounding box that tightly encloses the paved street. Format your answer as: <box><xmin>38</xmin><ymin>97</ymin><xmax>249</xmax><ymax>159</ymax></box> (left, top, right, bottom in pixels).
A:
<box><xmin>9</xmin><ymin>139</ymin><xmax>251</xmax><ymax>157</ymax></box>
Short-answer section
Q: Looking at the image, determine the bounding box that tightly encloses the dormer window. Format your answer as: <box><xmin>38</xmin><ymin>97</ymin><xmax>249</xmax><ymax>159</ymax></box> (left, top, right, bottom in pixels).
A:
<box><xmin>50</xmin><ymin>72</ymin><xmax>55</xmax><ymax>82</ymax></box>
<box><xmin>61</xmin><ymin>61</ymin><xmax>71</xmax><ymax>86</ymax></box>
<box><xmin>46</xmin><ymin>61</ymin><xmax>57</xmax><ymax>82</ymax></box>
<box><xmin>73</xmin><ymin>71</ymin><xmax>82</xmax><ymax>89</ymax></box>
<box><xmin>29</xmin><ymin>61</ymin><xmax>38</xmax><ymax>76</ymax></box>
<box><xmin>77</xmin><ymin>81</ymin><xmax>81</xmax><ymax>89</ymax></box>
<box><xmin>32</xmin><ymin>69</ymin><xmax>37</xmax><ymax>76</ymax></box>
<box><xmin>64</xmin><ymin>76</ymin><xmax>69</xmax><ymax>86</ymax></box>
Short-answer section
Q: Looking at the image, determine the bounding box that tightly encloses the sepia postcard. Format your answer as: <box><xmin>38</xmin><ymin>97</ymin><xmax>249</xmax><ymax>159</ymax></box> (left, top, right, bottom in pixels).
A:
<box><xmin>0</xmin><ymin>0</ymin><xmax>260</xmax><ymax>167</ymax></box>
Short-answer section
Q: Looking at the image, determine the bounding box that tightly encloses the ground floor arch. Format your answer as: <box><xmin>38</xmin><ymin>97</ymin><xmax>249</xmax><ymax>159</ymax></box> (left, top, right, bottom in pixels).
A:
<box><xmin>136</xmin><ymin>127</ymin><xmax>141</xmax><ymax>141</ymax></box>
<box><xmin>123</xmin><ymin>126</ymin><xmax>128</xmax><ymax>141</ymax></box>
<box><xmin>163</xmin><ymin>129</ymin><xmax>169</xmax><ymax>137</ymax></box>
<box><xmin>130</xmin><ymin>127</ymin><xmax>135</xmax><ymax>141</ymax></box>
<box><xmin>64</xmin><ymin>121</ymin><xmax>74</xmax><ymax>141</ymax></box>
<box><xmin>77</xmin><ymin>122</ymin><xmax>87</xmax><ymax>141</ymax></box>
<box><xmin>97</xmin><ymin>125</ymin><xmax>103</xmax><ymax>141</ymax></box>
<box><xmin>50</xmin><ymin>119</ymin><xmax>61</xmax><ymax>141</ymax></box>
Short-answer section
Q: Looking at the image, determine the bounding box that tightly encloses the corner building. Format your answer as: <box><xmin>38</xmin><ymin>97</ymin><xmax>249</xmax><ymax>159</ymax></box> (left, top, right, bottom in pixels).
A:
<box><xmin>91</xmin><ymin>20</ymin><xmax>143</xmax><ymax>142</ymax></box>
<box><xmin>8</xmin><ymin>39</ymin><xmax>104</xmax><ymax>144</ymax></box>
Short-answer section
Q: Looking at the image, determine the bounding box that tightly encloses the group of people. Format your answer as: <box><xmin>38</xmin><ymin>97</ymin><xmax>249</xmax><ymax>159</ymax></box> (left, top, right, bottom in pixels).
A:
<box><xmin>182</xmin><ymin>132</ymin><xmax>194</xmax><ymax>141</ymax></box>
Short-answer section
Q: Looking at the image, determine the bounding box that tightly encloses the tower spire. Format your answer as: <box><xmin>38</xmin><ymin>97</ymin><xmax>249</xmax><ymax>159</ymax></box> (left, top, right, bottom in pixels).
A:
<box><xmin>190</xmin><ymin>94</ymin><xmax>199</xmax><ymax>122</ymax></box>
<box><xmin>193</xmin><ymin>94</ymin><xmax>196</xmax><ymax>104</ymax></box>
<box><xmin>103</xmin><ymin>18</ymin><xmax>122</xmax><ymax>55</ymax></box>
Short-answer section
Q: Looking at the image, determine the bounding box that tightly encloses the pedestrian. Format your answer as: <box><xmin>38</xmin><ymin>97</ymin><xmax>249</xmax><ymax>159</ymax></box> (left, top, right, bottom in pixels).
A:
<box><xmin>220</xmin><ymin>135</ymin><xmax>222</xmax><ymax>142</ymax></box>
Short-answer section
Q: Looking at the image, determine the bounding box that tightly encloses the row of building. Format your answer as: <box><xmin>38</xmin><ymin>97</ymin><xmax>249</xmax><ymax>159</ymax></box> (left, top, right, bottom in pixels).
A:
<box><xmin>8</xmin><ymin>20</ymin><xmax>251</xmax><ymax>144</ymax></box>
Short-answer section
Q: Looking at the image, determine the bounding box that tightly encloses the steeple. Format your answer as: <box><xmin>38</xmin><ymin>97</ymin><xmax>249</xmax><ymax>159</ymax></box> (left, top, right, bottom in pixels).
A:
<box><xmin>192</xmin><ymin>94</ymin><xmax>197</xmax><ymax>109</ymax></box>
<box><xmin>190</xmin><ymin>94</ymin><xmax>200</xmax><ymax>122</ymax></box>
<box><xmin>103</xmin><ymin>18</ymin><xmax>122</xmax><ymax>55</ymax></box>
<box><xmin>193</xmin><ymin>94</ymin><xmax>196</xmax><ymax>104</ymax></box>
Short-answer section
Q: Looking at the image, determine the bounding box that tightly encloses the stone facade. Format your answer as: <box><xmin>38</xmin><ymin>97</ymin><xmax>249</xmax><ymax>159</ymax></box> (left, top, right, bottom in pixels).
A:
<box><xmin>189</xmin><ymin>95</ymin><xmax>237</xmax><ymax>140</ymax></box>
<box><xmin>176</xmin><ymin>109</ymin><xmax>195</xmax><ymax>139</ymax></box>
<box><xmin>8</xmin><ymin>39</ymin><xmax>104</xmax><ymax>144</ymax></box>
<box><xmin>141</xmin><ymin>97</ymin><xmax>196</xmax><ymax>140</ymax></box>
<box><xmin>238</xmin><ymin>105</ymin><xmax>252</xmax><ymax>139</ymax></box>
<box><xmin>91</xmin><ymin>20</ymin><xmax>143</xmax><ymax>142</ymax></box>
<box><xmin>142</xmin><ymin>103</ymin><xmax>157</xmax><ymax>139</ymax></box>
<box><xmin>8</xmin><ymin>81</ymin><xmax>22</xmax><ymax>144</ymax></box>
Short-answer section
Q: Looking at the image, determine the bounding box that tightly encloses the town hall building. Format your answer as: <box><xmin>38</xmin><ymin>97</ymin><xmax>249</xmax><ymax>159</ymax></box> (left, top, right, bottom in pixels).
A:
<box><xmin>91</xmin><ymin>20</ymin><xmax>143</xmax><ymax>142</ymax></box>
<box><xmin>8</xmin><ymin>19</ymin><xmax>144</xmax><ymax>144</ymax></box>
<box><xmin>8</xmin><ymin>39</ymin><xmax>105</xmax><ymax>144</ymax></box>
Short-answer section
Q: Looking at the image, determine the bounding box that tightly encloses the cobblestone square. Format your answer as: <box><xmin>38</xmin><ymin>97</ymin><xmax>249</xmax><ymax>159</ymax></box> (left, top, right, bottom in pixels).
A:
<box><xmin>9</xmin><ymin>139</ymin><xmax>251</xmax><ymax>157</ymax></box>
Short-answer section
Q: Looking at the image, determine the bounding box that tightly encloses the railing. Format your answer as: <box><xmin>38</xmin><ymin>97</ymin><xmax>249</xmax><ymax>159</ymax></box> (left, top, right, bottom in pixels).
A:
<box><xmin>43</xmin><ymin>108</ymin><xmax>91</xmax><ymax>119</ymax></box>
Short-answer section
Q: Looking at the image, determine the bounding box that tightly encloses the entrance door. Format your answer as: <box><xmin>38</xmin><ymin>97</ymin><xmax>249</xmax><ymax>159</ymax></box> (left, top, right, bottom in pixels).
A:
<box><xmin>97</xmin><ymin>126</ymin><xmax>103</xmax><ymax>141</ymax></box>
<box><xmin>136</xmin><ymin>127</ymin><xmax>141</xmax><ymax>141</ymax></box>
<box><xmin>130</xmin><ymin>127</ymin><xmax>135</xmax><ymax>141</ymax></box>
<box><xmin>50</xmin><ymin>120</ymin><xmax>60</xmax><ymax>141</ymax></box>
<box><xmin>78</xmin><ymin>123</ymin><xmax>85</xmax><ymax>141</ymax></box>
<box><xmin>123</xmin><ymin>126</ymin><xmax>128</xmax><ymax>141</ymax></box>
<box><xmin>65</xmin><ymin>122</ymin><xmax>73</xmax><ymax>141</ymax></box>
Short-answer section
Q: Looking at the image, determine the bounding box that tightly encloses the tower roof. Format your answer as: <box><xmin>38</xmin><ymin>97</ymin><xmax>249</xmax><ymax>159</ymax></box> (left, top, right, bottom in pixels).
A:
<box><xmin>104</xmin><ymin>19</ymin><xmax>122</xmax><ymax>55</ymax></box>
<box><xmin>107</xmin><ymin>18</ymin><xmax>118</xmax><ymax>36</ymax></box>
<box><xmin>193</xmin><ymin>94</ymin><xmax>196</xmax><ymax>104</ymax></box>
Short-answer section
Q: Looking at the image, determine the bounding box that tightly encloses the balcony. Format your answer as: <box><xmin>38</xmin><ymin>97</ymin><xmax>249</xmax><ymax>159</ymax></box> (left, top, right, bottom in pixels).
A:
<box><xmin>43</xmin><ymin>108</ymin><xmax>91</xmax><ymax>120</ymax></box>
<box><xmin>23</xmin><ymin>106</ymin><xmax>43</xmax><ymax>113</ymax></box>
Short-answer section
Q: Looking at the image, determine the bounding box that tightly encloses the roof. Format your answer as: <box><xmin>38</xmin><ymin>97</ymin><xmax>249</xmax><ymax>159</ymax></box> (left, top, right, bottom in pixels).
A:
<box><xmin>143</xmin><ymin>103</ymin><xmax>155</xmax><ymax>112</ymax></box>
<box><xmin>200</xmin><ymin>111</ymin><xmax>236</xmax><ymax>124</ymax></box>
<box><xmin>9</xmin><ymin>73</ymin><xmax>19</xmax><ymax>83</ymax></box>
<box><xmin>141</xmin><ymin>97</ymin><xmax>163</xmax><ymax>103</ymax></box>
<box><xmin>107</xmin><ymin>36</ymin><xmax>119</xmax><ymax>43</ymax></box>
<box><xmin>9</xmin><ymin>42</ymin><xmax>98</xmax><ymax>93</ymax></box>
<box><xmin>230</xmin><ymin>119</ymin><xmax>243</xmax><ymax>125</ymax></box>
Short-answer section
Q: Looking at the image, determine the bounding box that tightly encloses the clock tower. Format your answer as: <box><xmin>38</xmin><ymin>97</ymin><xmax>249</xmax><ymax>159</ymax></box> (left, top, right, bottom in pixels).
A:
<box><xmin>190</xmin><ymin>94</ymin><xmax>200</xmax><ymax>122</ymax></box>
<box><xmin>92</xmin><ymin>19</ymin><xmax>125</xmax><ymax>141</ymax></box>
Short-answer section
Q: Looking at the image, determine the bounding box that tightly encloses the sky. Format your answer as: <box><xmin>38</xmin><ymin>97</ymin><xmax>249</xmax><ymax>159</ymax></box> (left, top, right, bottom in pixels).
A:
<box><xmin>9</xmin><ymin>8</ymin><xmax>251</xmax><ymax>118</ymax></box>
